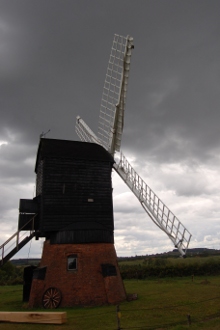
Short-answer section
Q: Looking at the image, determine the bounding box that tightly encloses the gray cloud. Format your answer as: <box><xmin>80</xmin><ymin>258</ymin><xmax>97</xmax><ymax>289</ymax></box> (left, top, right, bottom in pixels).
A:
<box><xmin>1</xmin><ymin>0</ymin><xmax>220</xmax><ymax>257</ymax></box>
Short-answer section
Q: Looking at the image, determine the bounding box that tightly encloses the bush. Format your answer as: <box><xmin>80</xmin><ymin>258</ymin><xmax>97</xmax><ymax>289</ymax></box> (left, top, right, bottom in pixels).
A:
<box><xmin>0</xmin><ymin>262</ymin><xmax>24</xmax><ymax>285</ymax></box>
<box><xmin>119</xmin><ymin>256</ymin><xmax>220</xmax><ymax>279</ymax></box>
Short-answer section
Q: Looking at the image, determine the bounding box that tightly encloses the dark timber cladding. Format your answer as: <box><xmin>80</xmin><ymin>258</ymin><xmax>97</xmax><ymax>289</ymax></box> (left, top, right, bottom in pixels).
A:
<box><xmin>35</xmin><ymin>138</ymin><xmax>115</xmax><ymax>243</ymax></box>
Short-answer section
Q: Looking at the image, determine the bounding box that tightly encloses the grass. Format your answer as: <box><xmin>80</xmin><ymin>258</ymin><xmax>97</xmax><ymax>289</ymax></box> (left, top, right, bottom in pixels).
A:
<box><xmin>0</xmin><ymin>275</ymin><xmax>220</xmax><ymax>329</ymax></box>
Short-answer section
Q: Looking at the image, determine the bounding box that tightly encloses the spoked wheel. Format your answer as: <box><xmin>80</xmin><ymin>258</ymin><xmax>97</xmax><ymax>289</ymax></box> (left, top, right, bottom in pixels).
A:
<box><xmin>42</xmin><ymin>287</ymin><xmax>62</xmax><ymax>309</ymax></box>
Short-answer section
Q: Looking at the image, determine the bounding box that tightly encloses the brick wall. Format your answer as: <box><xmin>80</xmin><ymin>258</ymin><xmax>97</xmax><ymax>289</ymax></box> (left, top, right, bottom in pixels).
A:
<box><xmin>29</xmin><ymin>240</ymin><xmax>126</xmax><ymax>307</ymax></box>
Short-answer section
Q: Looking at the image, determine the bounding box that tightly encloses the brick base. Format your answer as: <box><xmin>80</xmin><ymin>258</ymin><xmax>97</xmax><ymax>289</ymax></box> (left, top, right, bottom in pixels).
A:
<box><xmin>28</xmin><ymin>240</ymin><xmax>126</xmax><ymax>307</ymax></box>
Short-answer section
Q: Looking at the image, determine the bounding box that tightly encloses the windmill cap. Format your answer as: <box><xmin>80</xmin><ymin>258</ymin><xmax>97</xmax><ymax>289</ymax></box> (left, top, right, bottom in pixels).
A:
<box><xmin>35</xmin><ymin>138</ymin><xmax>115</xmax><ymax>172</ymax></box>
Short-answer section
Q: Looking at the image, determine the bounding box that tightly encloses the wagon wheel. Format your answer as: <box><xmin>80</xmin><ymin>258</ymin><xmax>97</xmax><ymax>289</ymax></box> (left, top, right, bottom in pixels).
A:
<box><xmin>42</xmin><ymin>287</ymin><xmax>62</xmax><ymax>309</ymax></box>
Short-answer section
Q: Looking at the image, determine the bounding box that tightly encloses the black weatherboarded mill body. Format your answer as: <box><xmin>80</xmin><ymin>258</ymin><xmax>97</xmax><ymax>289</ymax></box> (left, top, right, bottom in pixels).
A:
<box><xmin>19</xmin><ymin>138</ymin><xmax>115</xmax><ymax>244</ymax></box>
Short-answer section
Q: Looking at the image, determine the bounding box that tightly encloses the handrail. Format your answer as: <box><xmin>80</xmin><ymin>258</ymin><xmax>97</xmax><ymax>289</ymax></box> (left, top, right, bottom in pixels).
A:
<box><xmin>0</xmin><ymin>214</ymin><xmax>37</xmax><ymax>265</ymax></box>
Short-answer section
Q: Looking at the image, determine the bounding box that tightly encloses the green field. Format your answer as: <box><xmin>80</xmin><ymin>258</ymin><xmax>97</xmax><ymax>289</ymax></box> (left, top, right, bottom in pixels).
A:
<box><xmin>0</xmin><ymin>275</ymin><xmax>220</xmax><ymax>330</ymax></box>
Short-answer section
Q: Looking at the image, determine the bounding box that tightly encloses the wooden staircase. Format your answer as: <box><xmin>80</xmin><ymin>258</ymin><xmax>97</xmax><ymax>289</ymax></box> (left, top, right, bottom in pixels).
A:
<box><xmin>0</xmin><ymin>216</ymin><xmax>37</xmax><ymax>268</ymax></box>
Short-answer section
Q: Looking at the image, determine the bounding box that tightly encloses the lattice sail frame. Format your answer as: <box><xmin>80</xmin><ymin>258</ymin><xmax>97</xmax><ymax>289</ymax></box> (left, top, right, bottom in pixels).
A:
<box><xmin>98</xmin><ymin>34</ymin><xmax>134</xmax><ymax>155</ymax></box>
<box><xmin>75</xmin><ymin>34</ymin><xmax>192</xmax><ymax>257</ymax></box>
<box><xmin>114</xmin><ymin>153</ymin><xmax>192</xmax><ymax>257</ymax></box>
<box><xmin>76</xmin><ymin>116</ymin><xmax>102</xmax><ymax>145</ymax></box>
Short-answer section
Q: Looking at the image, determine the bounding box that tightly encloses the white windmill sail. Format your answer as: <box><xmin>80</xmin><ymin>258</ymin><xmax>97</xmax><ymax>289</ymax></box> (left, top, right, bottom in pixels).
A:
<box><xmin>114</xmin><ymin>153</ymin><xmax>192</xmax><ymax>257</ymax></box>
<box><xmin>98</xmin><ymin>34</ymin><xmax>134</xmax><ymax>155</ymax></box>
<box><xmin>76</xmin><ymin>116</ymin><xmax>102</xmax><ymax>145</ymax></box>
<box><xmin>75</xmin><ymin>34</ymin><xmax>192</xmax><ymax>257</ymax></box>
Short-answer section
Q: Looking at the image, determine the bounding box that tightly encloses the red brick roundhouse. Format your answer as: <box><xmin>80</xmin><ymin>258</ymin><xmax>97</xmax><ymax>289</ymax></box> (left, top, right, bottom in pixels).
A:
<box><xmin>19</xmin><ymin>138</ymin><xmax>126</xmax><ymax>308</ymax></box>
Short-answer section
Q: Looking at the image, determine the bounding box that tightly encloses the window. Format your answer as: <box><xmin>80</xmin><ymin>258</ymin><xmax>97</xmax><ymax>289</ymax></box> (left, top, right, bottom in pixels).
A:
<box><xmin>67</xmin><ymin>254</ymin><xmax>77</xmax><ymax>271</ymax></box>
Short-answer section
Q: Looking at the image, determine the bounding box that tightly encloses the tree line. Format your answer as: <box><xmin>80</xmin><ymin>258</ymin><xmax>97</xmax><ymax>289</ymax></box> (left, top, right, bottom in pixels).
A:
<box><xmin>119</xmin><ymin>256</ymin><xmax>220</xmax><ymax>279</ymax></box>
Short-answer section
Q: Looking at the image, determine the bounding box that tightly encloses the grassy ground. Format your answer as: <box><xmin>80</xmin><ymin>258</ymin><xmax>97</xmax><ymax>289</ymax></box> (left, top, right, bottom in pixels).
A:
<box><xmin>0</xmin><ymin>275</ymin><xmax>220</xmax><ymax>330</ymax></box>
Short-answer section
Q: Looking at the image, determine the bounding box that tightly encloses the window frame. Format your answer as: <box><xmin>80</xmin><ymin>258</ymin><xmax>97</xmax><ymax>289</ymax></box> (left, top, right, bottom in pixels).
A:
<box><xmin>67</xmin><ymin>254</ymin><xmax>77</xmax><ymax>271</ymax></box>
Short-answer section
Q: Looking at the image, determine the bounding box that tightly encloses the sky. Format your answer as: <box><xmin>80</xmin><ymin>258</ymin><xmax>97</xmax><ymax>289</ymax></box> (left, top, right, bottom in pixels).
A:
<box><xmin>1</xmin><ymin>0</ymin><xmax>220</xmax><ymax>259</ymax></box>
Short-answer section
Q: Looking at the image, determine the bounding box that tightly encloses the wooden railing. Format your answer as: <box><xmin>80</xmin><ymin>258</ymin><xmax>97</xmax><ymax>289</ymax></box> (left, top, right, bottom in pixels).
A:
<box><xmin>0</xmin><ymin>215</ymin><xmax>37</xmax><ymax>267</ymax></box>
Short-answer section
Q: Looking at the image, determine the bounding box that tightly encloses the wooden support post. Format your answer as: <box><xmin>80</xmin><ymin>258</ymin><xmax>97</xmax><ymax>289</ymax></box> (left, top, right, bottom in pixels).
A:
<box><xmin>0</xmin><ymin>312</ymin><xmax>67</xmax><ymax>324</ymax></box>
<box><xmin>187</xmin><ymin>314</ymin><xmax>191</xmax><ymax>326</ymax></box>
<box><xmin>116</xmin><ymin>305</ymin><xmax>121</xmax><ymax>330</ymax></box>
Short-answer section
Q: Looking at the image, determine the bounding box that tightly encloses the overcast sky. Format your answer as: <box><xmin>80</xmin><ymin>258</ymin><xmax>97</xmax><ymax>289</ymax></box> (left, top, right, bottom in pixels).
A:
<box><xmin>1</xmin><ymin>0</ymin><xmax>220</xmax><ymax>259</ymax></box>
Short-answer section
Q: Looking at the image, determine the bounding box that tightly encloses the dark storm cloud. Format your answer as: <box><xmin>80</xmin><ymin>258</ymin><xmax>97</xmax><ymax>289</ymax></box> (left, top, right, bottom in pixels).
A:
<box><xmin>1</xmin><ymin>0</ymin><xmax>220</xmax><ymax>160</ymax></box>
<box><xmin>1</xmin><ymin>0</ymin><xmax>220</xmax><ymax>255</ymax></box>
<box><xmin>0</xmin><ymin>141</ymin><xmax>35</xmax><ymax>183</ymax></box>
<box><xmin>122</xmin><ymin>1</ymin><xmax>220</xmax><ymax>164</ymax></box>
<box><xmin>0</xmin><ymin>0</ymin><xmax>110</xmax><ymax>144</ymax></box>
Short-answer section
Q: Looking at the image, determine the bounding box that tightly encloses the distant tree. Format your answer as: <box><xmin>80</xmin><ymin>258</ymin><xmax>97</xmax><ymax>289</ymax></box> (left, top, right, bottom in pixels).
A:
<box><xmin>1</xmin><ymin>261</ymin><xmax>16</xmax><ymax>274</ymax></box>
<box><xmin>0</xmin><ymin>262</ymin><xmax>23</xmax><ymax>285</ymax></box>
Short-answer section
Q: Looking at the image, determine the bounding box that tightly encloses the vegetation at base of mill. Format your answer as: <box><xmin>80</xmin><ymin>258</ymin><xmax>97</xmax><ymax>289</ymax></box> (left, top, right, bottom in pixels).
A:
<box><xmin>0</xmin><ymin>262</ymin><xmax>24</xmax><ymax>285</ymax></box>
<box><xmin>119</xmin><ymin>255</ymin><xmax>220</xmax><ymax>279</ymax></box>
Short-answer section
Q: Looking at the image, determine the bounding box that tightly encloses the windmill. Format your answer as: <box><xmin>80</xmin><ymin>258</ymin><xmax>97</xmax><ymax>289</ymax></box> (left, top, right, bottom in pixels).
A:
<box><xmin>0</xmin><ymin>34</ymin><xmax>191</xmax><ymax>309</ymax></box>
<box><xmin>76</xmin><ymin>34</ymin><xmax>192</xmax><ymax>258</ymax></box>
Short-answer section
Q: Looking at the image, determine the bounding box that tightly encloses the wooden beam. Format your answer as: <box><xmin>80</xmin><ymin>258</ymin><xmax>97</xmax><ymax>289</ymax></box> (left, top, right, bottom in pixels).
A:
<box><xmin>0</xmin><ymin>312</ymin><xmax>67</xmax><ymax>324</ymax></box>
